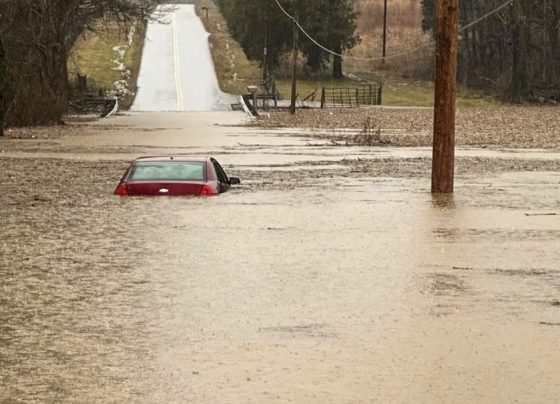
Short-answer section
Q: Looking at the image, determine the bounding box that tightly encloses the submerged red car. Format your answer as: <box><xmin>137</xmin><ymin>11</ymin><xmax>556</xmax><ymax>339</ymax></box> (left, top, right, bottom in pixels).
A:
<box><xmin>114</xmin><ymin>156</ymin><xmax>240</xmax><ymax>197</ymax></box>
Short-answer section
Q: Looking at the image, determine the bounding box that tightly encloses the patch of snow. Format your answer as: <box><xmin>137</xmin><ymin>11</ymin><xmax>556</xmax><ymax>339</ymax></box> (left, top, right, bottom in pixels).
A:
<box><xmin>109</xmin><ymin>25</ymin><xmax>137</xmax><ymax>98</ymax></box>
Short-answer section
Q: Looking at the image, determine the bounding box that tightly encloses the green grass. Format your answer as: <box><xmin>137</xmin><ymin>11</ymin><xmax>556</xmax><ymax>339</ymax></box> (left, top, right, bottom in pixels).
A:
<box><xmin>382</xmin><ymin>80</ymin><xmax>500</xmax><ymax>108</ymax></box>
<box><xmin>68</xmin><ymin>22</ymin><xmax>146</xmax><ymax>109</ymax></box>
<box><xmin>382</xmin><ymin>81</ymin><xmax>434</xmax><ymax>106</ymax></box>
<box><xmin>275</xmin><ymin>77</ymin><xmax>499</xmax><ymax>108</ymax></box>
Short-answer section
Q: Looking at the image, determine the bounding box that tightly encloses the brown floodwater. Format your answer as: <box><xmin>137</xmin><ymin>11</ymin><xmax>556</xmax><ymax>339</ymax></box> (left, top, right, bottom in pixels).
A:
<box><xmin>1</xmin><ymin>112</ymin><xmax>559</xmax><ymax>403</ymax></box>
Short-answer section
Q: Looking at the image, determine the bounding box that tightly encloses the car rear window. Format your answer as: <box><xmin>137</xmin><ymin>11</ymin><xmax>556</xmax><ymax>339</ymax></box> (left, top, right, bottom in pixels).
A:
<box><xmin>130</xmin><ymin>162</ymin><xmax>206</xmax><ymax>182</ymax></box>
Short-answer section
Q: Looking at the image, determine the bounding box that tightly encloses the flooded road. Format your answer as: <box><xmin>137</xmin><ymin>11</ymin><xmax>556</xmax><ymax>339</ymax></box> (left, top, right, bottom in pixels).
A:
<box><xmin>1</xmin><ymin>112</ymin><xmax>560</xmax><ymax>403</ymax></box>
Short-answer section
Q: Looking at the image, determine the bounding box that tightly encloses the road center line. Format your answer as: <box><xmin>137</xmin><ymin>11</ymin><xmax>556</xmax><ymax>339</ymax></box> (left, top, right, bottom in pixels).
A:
<box><xmin>172</xmin><ymin>12</ymin><xmax>184</xmax><ymax>111</ymax></box>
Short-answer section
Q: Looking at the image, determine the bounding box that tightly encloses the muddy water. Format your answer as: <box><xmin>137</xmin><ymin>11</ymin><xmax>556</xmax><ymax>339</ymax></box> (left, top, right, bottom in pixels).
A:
<box><xmin>1</xmin><ymin>112</ymin><xmax>560</xmax><ymax>403</ymax></box>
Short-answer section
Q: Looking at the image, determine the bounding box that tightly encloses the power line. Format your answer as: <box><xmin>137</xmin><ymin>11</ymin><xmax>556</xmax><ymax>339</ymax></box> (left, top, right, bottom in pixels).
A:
<box><xmin>460</xmin><ymin>0</ymin><xmax>515</xmax><ymax>32</ymax></box>
<box><xmin>274</xmin><ymin>0</ymin><xmax>376</xmax><ymax>61</ymax></box>
<box><xmin>273</xmin><ymin>0</ymin><xmax>517</xmax><ymax>62</ymax></box>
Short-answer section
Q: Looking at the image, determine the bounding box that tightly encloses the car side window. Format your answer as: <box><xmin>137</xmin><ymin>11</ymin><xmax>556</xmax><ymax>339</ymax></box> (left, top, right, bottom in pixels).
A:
<box><xmin>212</xmin><ymin>160</ymin><xmax>229</xmax><ymax>184</ymax></box>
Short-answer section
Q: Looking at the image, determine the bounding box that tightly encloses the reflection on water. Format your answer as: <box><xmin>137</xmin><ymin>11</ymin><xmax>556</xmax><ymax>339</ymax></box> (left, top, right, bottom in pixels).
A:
<box><xmin>1</xmin><ymin>156</ymin><xmax>560</xmax><ymax>403</ymax></box>
<box><xmin>430</xmin><ymin>192</ymin><xmax>456</xmax><ymax>209</ymax></box>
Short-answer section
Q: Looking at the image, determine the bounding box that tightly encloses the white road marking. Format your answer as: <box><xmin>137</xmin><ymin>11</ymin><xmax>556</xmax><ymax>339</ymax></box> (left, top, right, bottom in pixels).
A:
<box><xmin>132</xmin><ymin>5</ymin><xmax>235</xmax><ymax>111</ymax></box>
<box><xmin>172</xmin><ymin>13</ymin><xmax>184</xmax><ymax>111</ymax></box>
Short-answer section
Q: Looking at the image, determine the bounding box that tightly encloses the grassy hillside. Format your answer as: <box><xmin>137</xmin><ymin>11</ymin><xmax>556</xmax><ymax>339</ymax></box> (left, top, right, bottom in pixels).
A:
<box><xmin>68</xmin><ymin>22</ymin><xmax>146</xmax><ymax>110</ymax></box>
<box><xmin>199</xmin><ymin>2</ymin><xmax>497</xmax><ymax>107</ymax></box>
<box><xmin>196</xmin><ymin>4</ymin><xmax>262</xmax><ymax>95</ymax></box>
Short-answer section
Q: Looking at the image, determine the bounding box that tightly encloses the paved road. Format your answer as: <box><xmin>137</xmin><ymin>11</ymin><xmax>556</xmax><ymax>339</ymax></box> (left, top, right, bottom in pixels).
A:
<box><xmin>132</xmin><ymin>5</ymin><xmax>235</xmax><ymax>112</ymax></box>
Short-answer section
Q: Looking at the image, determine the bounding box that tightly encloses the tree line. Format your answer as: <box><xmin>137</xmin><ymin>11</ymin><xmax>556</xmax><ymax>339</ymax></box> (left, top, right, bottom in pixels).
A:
<box><xmin>215</xmin><ymin>0</ymin><xmax>359</xmax><ymax>79</ymax></box>
<box><xmin>422</xmin><ymin>0</ymin><xmax>560</xmax><ymax>102</ymax></box>
<box><xmin>1</xmin><ymin>0</ymin><xmax>556</xmax><ymax>132</ymax></box>
<box><xmin>0</xmin><ymin>0</ymin><xmax>169</xmax><ymax>133</ymax></box>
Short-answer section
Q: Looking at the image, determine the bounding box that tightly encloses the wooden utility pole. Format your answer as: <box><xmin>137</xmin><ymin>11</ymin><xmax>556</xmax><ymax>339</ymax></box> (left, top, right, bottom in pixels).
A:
<box><xmin>542</xmin><ymin>0</ymin><xmax>548</xmax><ymax>82</ymax></box>
<box><xmin>0</xmin><ymin>36</ymin><xmax>5</xmax><ymax>137</ymax></box>
<box><xmin>263</xmin><ymin>20</ymin><xmax>268</xmax><ymax>82</ymax></box>
<box><xmin>289</xmin><ymin>16</ymin><xmax>298</xmax><ymax>115</ymax></box>
<box><xmin>201</xmin><ymin>0</ymin><xmax>209</xmax><ymax>20</ymax></box>
<box><xmin>431</xmin><ymin>0</ymin><xmax>458</xmax><ymax>193</ymax></box>
<box><xmin>510</xmin><ymin>0</ymin><xmax>528</xmax><ymax>102</ymax></box>
<box><xmin>382</xmin><ymin>0</ymin><xmax>388</xmax><ymax>65</ymax></box>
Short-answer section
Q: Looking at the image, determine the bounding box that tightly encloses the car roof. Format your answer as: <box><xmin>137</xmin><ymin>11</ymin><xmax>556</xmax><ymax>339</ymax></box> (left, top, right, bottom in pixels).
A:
<box><xmin>133</xmin><ymin>156</ymin><xmax>212</xmax><ymax>163</ymax></box>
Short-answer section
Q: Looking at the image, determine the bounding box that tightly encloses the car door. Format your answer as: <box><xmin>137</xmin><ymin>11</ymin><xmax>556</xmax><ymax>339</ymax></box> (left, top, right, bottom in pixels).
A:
<box><xmin>211</xmin><ymin>159</ymin><xmax>230</xmax><ymax>193</ymax></box>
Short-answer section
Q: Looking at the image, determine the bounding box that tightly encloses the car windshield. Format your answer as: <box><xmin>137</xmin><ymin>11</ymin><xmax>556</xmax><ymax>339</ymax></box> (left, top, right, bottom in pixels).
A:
<box><xmin>130</xmin><ymin>162</ymin><xmax>206</xmax><ymax>182</ymax></box>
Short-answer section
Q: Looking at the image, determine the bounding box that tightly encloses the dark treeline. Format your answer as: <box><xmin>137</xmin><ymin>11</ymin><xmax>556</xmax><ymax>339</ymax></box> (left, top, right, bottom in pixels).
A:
<box><xmin>215</xmin><ymin>0</ymin><xmax>359</xmax><ymax>79</ymax></box>
<box><xmin>0</xmin><ymin>0</ymin><xmax>168</xmax><ymax>131</ymax></box>
<box><xmin>422</xmin><ymin>0</ymin><xmax>560</xmax><ymax>102</ymax></box>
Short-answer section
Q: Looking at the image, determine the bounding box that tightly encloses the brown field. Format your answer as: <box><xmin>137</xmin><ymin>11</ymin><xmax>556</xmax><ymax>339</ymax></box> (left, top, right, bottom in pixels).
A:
<box><xmin>356</xmin><ymin>0</ymin><xmax>423</xmax><ymax>34</ymax></box>
<box><xmin>350</xmin><ymin>0</ymin><xmax>433</xmax><ymax>79</ymax></box>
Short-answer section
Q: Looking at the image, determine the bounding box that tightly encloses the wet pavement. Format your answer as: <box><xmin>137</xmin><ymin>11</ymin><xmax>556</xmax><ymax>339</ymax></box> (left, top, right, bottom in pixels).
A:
<box><xmin>1</xmin><ymin>111</ymin><xmax>560</xmax><ymax>403</ymax></box>
<box><xmin>132</xmin><ymin>5</ymin><xmax>235</xmax><ymax>112</ymax></box>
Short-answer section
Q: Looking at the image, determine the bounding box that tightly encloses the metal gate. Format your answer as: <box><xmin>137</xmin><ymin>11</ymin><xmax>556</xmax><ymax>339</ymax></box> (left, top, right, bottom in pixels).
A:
<box><xmin>320</xmin><ymin>83</ymin><xmax>382</xmax><ymax>108</ymax></box>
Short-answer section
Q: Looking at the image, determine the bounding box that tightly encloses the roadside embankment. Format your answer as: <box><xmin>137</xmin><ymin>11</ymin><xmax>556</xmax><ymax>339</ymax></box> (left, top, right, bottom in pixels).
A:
<box><xmin>196</xmin><ymin>4</ymin><xmax>261</xmax><ymax>96</ymax></box>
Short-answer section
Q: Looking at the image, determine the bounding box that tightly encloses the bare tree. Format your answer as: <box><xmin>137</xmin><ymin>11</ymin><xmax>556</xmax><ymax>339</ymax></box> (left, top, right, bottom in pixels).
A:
<box><xmin>423</xmin><ymin>0</ymin><xmax>560</xmax><ymax>101</ymax></box>
<box><xmin>0</xmin><ymin>0</ymin><xmax>169</xmax><ymax>128</ymax></box>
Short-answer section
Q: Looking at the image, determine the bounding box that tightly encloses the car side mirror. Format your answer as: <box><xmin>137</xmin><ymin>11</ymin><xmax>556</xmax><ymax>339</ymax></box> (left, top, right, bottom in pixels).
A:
<box><xmin>229</xmin><ymin>177</ymin><xmax>241</xmax><ymax>185</ymax></box>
